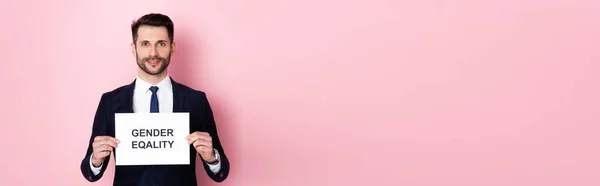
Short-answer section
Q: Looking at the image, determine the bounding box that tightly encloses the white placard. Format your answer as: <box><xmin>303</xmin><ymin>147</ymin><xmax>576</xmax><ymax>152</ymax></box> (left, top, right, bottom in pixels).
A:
<box><xmin>114</xmin><ymin>113</ymin><xmax>190</xmax><ymax>166</ymax></box>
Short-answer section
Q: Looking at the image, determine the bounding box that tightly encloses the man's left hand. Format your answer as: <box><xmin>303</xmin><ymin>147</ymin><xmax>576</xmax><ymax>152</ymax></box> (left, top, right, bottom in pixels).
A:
<box><xmin>186</xmin><ymin>131</ymin><xmax>216</xmax><ymax>162</ymax></box>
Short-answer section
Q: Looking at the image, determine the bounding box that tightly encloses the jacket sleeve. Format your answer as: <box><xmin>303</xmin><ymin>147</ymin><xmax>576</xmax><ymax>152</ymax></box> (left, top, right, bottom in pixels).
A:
<box><xmin>80</xmin><ymin>93</ymin><xmax>111</xmax><ymax>182</ymax></box>
<box><xmin>199</xmin><ymin>92</ymin><xmax>230</xmax><ymax>182</ymax></box>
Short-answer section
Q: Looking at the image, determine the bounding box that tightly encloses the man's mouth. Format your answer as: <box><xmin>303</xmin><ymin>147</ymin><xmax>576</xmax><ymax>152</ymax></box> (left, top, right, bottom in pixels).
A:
<box><xmin>146</xmin><ymin>60</ymin><xmax>160</xmax><ymax>65</ymax></box>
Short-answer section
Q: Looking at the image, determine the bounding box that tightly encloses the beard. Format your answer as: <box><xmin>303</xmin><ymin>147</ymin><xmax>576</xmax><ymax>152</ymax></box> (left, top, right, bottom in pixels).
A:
<box><xmin>136</xmin><ymin>52</ymin><xmax>171</xmax><ymax>75</ymax></box>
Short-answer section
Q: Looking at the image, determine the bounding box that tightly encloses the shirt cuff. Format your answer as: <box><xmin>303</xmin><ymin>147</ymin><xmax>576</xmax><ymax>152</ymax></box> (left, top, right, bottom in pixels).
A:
<box><xmin>89</xmin><ymin>153</ymin><xmax>103</xmax><ymax>175</ymax></box>
<box><xmin>206</xmin><ymin>149</ymin><xmax>222</xmax><ymax>174</ymax></box>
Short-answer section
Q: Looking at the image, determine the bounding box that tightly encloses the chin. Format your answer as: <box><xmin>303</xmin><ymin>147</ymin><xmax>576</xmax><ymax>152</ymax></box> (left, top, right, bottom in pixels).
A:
<box><xmin>146</xmin><ymin>64</ymin><xmax>161</xmax><ymax>70</ymax></box>
<box><xmin>148</xmin><ymin>70</ymin><xmax>163</xmax><ymax>75</ymax></box>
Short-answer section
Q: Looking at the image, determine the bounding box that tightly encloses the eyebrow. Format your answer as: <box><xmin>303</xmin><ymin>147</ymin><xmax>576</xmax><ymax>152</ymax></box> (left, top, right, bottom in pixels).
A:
<box><xmin>140</xmin><ymin>40</ymin><xmax>169</xmax><ymax>43</ymax></box>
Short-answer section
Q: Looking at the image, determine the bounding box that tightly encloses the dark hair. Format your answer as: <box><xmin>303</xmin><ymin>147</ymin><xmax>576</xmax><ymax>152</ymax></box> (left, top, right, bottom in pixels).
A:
<box><xmin>131</xmin><ymin>13</ymin><xmax>174</xmax><ymax>44</ymax></box>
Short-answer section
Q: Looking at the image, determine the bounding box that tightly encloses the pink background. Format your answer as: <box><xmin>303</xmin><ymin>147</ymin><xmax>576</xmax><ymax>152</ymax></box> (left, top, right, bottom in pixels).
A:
<box><xmin>2</xmin><ymin>0</ymin><xmax>600</xmax><ymax>185</ymax></box>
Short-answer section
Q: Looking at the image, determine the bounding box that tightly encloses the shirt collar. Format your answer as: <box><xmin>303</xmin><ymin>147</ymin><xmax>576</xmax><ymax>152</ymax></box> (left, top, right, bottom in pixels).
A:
<box><xmin>135</xmin><ymin>75</ymin><xmax>173</xmax><ymax>94</ymax></box>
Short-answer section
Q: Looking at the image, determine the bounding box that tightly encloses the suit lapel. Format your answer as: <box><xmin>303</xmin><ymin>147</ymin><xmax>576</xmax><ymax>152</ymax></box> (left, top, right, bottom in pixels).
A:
<box><xmin>171</xmin><ymin>77</ymin><xmax>187</xmax><ymax>112</ymax></box>
<box><xmin>111</xmin><ymin>79</ymin><xmax>136</xmax><ymax>113</ymax></box>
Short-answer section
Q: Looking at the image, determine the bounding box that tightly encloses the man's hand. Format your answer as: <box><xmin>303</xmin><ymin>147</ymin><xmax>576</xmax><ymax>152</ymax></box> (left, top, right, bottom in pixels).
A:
<box><xmin>186</xmin><ymin>132</ymin><xmax>216</xmax><ymax>163</ymax></box>
<box><xmin>91</xmin><ymin>136</ymin><xmax>120</xmax><ymax>167</ymax></box>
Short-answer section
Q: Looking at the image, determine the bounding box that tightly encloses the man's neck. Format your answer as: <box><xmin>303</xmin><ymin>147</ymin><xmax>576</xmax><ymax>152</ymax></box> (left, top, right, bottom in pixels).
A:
<box><xmin>138</xmin><ymin>71</ymin><xmax>168</xmax><ymax>85</ymax></box>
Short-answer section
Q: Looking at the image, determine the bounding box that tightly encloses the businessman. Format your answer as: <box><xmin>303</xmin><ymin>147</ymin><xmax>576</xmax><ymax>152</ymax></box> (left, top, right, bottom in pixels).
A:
<box><xmin>80</xmin><ymin>13</ymin><xmax>230</xmax><ymax>186</ymax></box>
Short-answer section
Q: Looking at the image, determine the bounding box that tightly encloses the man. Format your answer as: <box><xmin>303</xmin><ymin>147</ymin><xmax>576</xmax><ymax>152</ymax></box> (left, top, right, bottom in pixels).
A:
<box><xmin>79</xmin><ymin>13</ymin><xmax>230</xmax><ymax>186</ymax></box>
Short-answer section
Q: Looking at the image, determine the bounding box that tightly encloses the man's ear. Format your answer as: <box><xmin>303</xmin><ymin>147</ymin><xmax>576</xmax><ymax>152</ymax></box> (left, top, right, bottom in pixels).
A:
<box><xmin>171</xmin><ymin>41</ymin><xmax>177</xmax><ymax>53</ymax></box>
<box><xmin>131</xmin><ymin>42</ymin><xmax>136</xmax><ymax>56</ymax></box>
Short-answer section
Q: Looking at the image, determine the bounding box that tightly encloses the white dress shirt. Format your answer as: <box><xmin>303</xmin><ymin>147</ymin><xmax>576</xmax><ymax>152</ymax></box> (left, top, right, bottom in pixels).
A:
<box><xmin>90</xmin><ymin>75</ymin><xmax>222</xmax><ymax>175</ymax></box>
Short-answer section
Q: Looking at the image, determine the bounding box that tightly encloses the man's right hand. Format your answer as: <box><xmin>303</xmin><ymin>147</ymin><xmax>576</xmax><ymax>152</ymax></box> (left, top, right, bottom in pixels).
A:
<box><xmin>91</xmin><ymin>136</ymin><xmax>120</xmax><ymax>167</ymax></box>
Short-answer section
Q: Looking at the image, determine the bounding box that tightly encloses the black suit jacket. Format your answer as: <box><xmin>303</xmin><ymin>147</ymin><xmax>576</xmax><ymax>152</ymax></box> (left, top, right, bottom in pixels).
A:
<box><xmin>80</xmin><ymin>78</ymin><xmax>230</xmax><ymax>186</ymax></box>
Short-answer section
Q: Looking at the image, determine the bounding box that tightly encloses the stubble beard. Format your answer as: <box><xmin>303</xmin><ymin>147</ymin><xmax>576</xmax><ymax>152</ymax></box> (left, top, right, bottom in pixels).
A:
<box><xmin>136</xmin><ymin>52</ymin><xmax>171</xmax><ymax>76</ymax></box>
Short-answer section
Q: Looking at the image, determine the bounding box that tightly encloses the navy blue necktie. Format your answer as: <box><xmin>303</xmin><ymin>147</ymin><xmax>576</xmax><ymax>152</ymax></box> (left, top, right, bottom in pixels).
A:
<box><xmin>149</xmin><ymin>86</ymin><xmax>159</xmax><ymax>113</ymax></box>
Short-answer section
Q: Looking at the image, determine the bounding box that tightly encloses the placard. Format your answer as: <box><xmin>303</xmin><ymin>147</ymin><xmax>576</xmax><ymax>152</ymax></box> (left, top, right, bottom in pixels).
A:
<box><xmin>114</xmin><ymin>113</ymin><xmax>190</xmax><ymax>166</ymax></box>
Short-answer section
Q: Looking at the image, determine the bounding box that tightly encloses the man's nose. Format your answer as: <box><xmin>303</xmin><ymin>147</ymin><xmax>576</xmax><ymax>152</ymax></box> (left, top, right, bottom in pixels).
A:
<box><xmin>149</xmin><ymin>45</ymin><xmax>157</xmax><ymax>56</ymax></box>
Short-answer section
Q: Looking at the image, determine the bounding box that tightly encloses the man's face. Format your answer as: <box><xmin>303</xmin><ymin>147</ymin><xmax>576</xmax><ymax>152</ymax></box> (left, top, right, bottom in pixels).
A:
<box><xmin>131</xmin><ymin>25</ymin><xmax>175</xmax><ymax>76</ymax></box>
